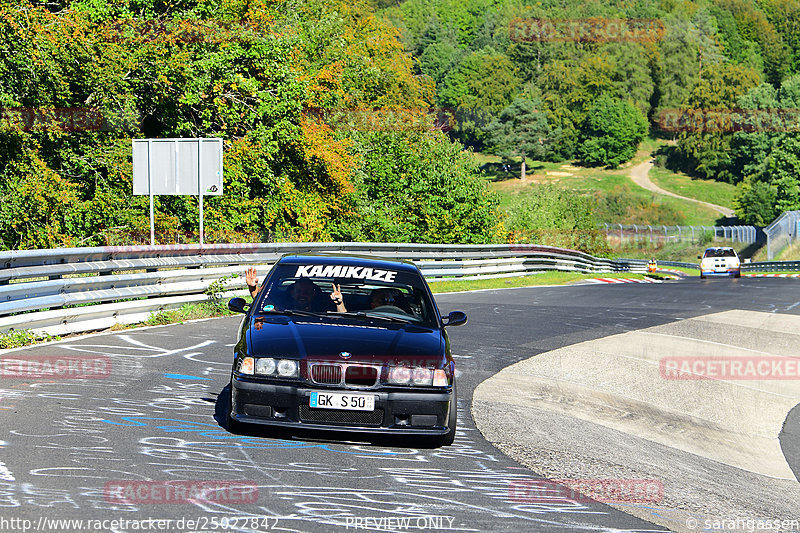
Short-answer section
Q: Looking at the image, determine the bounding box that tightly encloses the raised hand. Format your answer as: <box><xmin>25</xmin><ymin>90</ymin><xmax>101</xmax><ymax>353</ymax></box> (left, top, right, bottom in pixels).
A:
<box><xmin>330</xmin><ymin>283</ymin><xmax>346</xmax><ymax>311</ymax></box>
<box><xmin>245</xmin><ymin>267</ymin><xmax>259</xmax><ymax>298</ymax></box>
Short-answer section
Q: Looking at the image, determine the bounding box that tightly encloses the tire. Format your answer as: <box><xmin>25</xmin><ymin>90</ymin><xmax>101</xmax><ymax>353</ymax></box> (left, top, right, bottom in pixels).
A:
<box><xmin>735</xmin><ymin>272</ymin><xmax>741</xmax><ymax>278</ymax></box>
<box><xmin>700</xmin><ymin>274</ymin><xmax>706</xmax><ymax>279</ymax></box>
<box><xmin>226</xmin><ymin>379</ymin><xmax>245</xmax><ymax>434</ymax></box>
<box><xmin>434</xmin><ymin>382</ymin><xmax>457</xmax><ymax>447</ymax></box>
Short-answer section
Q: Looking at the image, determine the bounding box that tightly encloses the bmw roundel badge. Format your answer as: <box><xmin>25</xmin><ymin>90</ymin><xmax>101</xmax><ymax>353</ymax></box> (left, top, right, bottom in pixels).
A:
<box><xmin>339</xmin><ymin>351</ymin><xmax>352</xmax><ymax>359</ymax></box>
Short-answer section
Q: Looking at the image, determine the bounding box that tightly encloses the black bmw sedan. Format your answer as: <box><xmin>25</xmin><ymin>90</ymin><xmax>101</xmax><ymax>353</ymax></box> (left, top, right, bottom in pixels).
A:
<box><xmin>226</xmin><ymin>253</ymin><xmax>467</xmax><ymax>446</ymax></box>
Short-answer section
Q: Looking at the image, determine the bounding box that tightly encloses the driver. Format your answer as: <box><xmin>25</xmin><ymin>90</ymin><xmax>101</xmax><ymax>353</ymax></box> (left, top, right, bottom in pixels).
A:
<box><xmin>369</xmin><ymin>288</ymin><xmax>412</xmax><ymax>313</ymax></box>
<box><xmin>370</xmin><ymin>288</ymin><xmax>398</xmax><ymax>309</ymax></box>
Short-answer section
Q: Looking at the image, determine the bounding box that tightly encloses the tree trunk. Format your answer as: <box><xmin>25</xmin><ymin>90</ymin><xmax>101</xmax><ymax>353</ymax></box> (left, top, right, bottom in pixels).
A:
<box><xmin>520</xmin><ymin>157</ymin><xmax>526</xmax><ymax>180</ymax></box>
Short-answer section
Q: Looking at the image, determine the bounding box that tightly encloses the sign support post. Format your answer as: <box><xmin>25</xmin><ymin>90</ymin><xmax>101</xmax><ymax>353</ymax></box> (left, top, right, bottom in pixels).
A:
<box><xmin>199</xmin><ymin>138</ymin><xmax>204</xmax><ymax>245</ymax></box>
<box><xmin>147</xmin><ymin>139</ymin><xmax>155</xmax><ymax>246</ymax></box>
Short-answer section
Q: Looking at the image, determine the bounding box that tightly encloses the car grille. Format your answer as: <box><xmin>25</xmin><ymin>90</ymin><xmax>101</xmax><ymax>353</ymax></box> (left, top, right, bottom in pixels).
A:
<box><xmin>311</xmin><ymin>364</ymin><xmax>342</xmax><ymax>384</ymax></box>
<box><xmin>299</xmin><ymin>405</ymin><xmax>384</xmax><ymax>426</ymax></box>
<box><xmin>345</xmin><ymin>365</ymin><xmax>378</xmax><ymax>386</ymax></box>
<box><xmin>309</xmin><ymin>363</ymin><xmax>379</xmax><ymax>387</ymax></box>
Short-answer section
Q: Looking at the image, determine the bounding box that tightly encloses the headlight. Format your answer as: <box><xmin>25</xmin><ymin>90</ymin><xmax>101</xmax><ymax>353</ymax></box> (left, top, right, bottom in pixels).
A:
<box><xmin>255</xmin><ymin>358</ymin><xmax>276</xmax><ymax>375</ymax></box>
<box><xmin>277</xmin><ymin>359</ymin><xmax>298</xmax><ymax>377</ymax></box>
<box><xmin>239</xmin><ymin>357</ymin><xmax>254</xmax><ymax>375</ymax></box>
<box><xmin>243</xmin><ymin>357</ymin><xmax>298</xmax><ymax>378</ymax></box>
<box><xmin>388</xmin><ymin>366</ymin><xmax>445</xmax><ymax>386</ymax></box>
<box><xmin>411</xmin><ymin>368</ymin><xmax>433</xmax><ymax>386</ymax></box>
<box><xmin>388</xmin><ymin>366</ymin><xmax>411</xmax><ymax>384</ymax></box>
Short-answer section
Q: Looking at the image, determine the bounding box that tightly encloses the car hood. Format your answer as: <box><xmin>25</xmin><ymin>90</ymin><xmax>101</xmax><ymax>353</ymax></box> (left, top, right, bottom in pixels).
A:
<box><xmin>247</xmin><ymin>317</ymin><xmax>443</xmax><ymax>365</ymax></box>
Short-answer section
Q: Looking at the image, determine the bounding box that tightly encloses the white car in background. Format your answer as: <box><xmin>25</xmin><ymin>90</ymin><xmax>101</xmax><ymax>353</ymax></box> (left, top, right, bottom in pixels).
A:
<box><xmin>699</xmin><ymin>247</ymin><xmax>741</xmax><ymax>279</ymax></box>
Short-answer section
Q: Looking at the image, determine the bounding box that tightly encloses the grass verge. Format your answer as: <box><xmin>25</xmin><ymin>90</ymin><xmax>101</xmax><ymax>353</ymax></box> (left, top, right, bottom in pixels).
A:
<box><xmin>0</xmin><ymin>329</ymin><xmax>61</xmax><ymax>349</ymax></box>
<box><xmin>428</xmin><ymin>271</ymin><xmax>660</xmax><ymax>293</ymax></box>
<box><xmin>648</xmin><ymin>166</ymin><xmax>737</xmax><ymax>209</ymax></box>
<box><xmin>475</xmin><ymin>138</ymin><xmax>733</xmax><ymax>227</ymax></box>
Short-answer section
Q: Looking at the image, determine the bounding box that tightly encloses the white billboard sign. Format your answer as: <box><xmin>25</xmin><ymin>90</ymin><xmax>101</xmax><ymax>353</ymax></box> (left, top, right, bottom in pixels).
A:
<box><xmin>131</xmin><ymin>138</ymin><xmax>224</xmax><ymax>245</ymax></box>
<box><xmin>132</xmin><ymin>138</ymin><xmax>222</xmax><ymax>195</ymax></box>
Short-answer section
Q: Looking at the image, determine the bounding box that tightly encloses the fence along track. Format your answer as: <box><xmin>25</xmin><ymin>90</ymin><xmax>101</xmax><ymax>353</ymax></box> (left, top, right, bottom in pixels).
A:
<box><xmin>0</xmin><ymin>243</ymin><xmax>643</xmax><ymax>336</ymax></box>
<box><xmin>3</xmin><ymin>242</ymin><xmax>795</xmax><ymax>337</ymax></box>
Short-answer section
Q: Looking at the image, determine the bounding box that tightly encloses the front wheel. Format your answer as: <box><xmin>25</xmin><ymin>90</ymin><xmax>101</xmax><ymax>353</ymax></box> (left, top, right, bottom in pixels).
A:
<box><xmin>226</xmin><ymin>379</ymin><xmax>245</xmax><ymax>434</ymax></box>
<box><xmin>433</xmin><ymin>382</ymin><xmax>457</xmax><ymax>447</ymax></box>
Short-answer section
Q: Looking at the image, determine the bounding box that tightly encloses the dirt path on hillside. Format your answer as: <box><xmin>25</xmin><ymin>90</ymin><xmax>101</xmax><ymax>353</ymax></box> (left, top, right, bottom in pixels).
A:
<box><xmin>629</xmin><ymin>160</ymin><xmax>735</xmax><ymax>218</ymax></box>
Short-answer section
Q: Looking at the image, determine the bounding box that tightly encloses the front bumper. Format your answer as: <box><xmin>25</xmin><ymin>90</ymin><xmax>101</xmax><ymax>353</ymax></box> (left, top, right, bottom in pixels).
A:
<box><xmin>230</xmin><ymin>376</ymin><xmax>454</xmax><ymax>436</ymax></box>
<box><xmin>701</xmin><ymin>268</ymin><xmax>740</xmax><ymax>277</ymax></box>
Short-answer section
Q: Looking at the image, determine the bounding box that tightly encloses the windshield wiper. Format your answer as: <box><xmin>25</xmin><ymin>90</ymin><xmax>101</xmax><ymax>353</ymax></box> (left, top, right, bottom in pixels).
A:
<box><xmin>326</xmin><ymin>311</ymin><xmax>411</xmax><ymax>324</ymax></box>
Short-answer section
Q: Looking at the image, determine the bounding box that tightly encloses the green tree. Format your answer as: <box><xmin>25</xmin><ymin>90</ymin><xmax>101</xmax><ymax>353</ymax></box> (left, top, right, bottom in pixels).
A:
<box><xmin>733</xmin><ymin>178</ymin><xmax>778</xmax><ymax>225</ymax></box>
<box><xmin>439</xmin><ymin>46</ymin><xmax>520</xmax><ymax>147</ymax></box>
<box><xmin>670</xmin><ymin>62</ymin><xmax>761</xmax><ymax>181</ymax></box>
<box><xmin>339</xmin><ymin>130</ymin><xmax>503</xmax><ymax>244</ymax></box>
<box><xmin>760</xmin><ymin>136</ymin><xmax>800</xmax><ymax>213</ymax></box>
<box><xmin>505</xmin><ymin>186</ymin><xmax>608</xmax><ymax>255</ymax></box>
<box><xmin>537</xmin><ymin>56</ymin><xmax>614</xmax><ymax>160</ymax></box>
<box><xmin>578</xmin><ymin>94</ymin><xmax>648</xmax><ymax>167</ymax></box>
<box><xmin>485</xmin><ymin>98</ymin><xmax>553</xmax><ymax>179</ymax></box>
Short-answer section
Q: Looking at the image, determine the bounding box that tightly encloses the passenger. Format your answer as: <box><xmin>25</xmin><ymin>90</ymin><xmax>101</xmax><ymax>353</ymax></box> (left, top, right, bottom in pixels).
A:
<box><xmin>245</xmin><ymin>267</ymin><xmax>345</xmax><ymax>312</ymax></box>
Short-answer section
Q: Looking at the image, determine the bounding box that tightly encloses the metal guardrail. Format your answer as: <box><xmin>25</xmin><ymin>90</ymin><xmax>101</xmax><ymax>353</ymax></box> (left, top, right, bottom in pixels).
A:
<box><xmin>742</xmin><ymin>261</ymin><xmax>800</xmax><ymax>272</ymax></box>
<box><xmin>619</xmin><ymin>258</ymin><xmax>800</xmax><ymax>272</ymax></box>
<box><xmin>0</xmin><ymin>243</ymin><xmax>645</xmax><ymax>336</ymax></box>
<box><xmin>764</xmin><ymin>210</ymin><xmax>800</xmax><ymax>260</ymax></box>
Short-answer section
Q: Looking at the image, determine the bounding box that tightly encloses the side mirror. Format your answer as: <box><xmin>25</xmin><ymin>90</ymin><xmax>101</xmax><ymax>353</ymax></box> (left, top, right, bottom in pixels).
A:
<box><xmin>228</xmin><ymin>297</ymin><xmax>250</xmax><ymax>314</ymax></box>
<box><xmin>697</xmin><ymin>255</ymin><xmax>702</xmax><ymax>259</ymax></box>
<box><xmin>442</xmin><ymin>311</ymin><xmax>467</xmax><ymax>327</ymax></box>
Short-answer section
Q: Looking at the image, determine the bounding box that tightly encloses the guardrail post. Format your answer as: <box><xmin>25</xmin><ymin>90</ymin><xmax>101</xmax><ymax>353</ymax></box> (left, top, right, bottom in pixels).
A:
<box><xmin>691</xmin><ymin>226</ymin><xmax>695</xmax><ymax>242</ymax></box>
<box><xmin>619</xmin><ymin>223</ymin><xmax>623</xmax><ymax>243</ymax></box>
<box><xmin>677</xmin><ymin>226</ymin><xmax>681</xmax><ymax>241</ymax></box>
<box><xmin>648</xmin><ymin>225</ymin><xmax>652</xmax><ymax>244</ymax></box>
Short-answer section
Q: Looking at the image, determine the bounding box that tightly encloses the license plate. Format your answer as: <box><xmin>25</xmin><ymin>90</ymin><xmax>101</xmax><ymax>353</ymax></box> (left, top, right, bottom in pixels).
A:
<box><xmin>309</xmin><ymin>391</ymin><xmax>375</xmax><ymax>411</ymax></box>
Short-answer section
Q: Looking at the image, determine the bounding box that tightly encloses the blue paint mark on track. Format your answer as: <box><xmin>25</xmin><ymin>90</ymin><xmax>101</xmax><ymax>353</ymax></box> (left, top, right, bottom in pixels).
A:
<box><xmin>165</xmin><ymin>373</ymin><xmax>211</xmax><ymax>380</ymax></box>
<box><xmin>99</xmin><ymin>416</ymin><xmax>398</xmax><ymax>455</ymax></box>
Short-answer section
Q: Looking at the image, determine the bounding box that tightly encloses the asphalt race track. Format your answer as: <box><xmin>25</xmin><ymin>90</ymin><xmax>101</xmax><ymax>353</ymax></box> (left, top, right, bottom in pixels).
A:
<box><xmin>1</xmin><ymin>276</ymin><xmax>798</xmax><ymax>532</ymax></box>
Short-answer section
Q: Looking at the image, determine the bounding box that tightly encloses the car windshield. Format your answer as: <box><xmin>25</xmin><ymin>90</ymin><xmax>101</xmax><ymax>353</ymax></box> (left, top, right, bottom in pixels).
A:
<box><xmin>256</xmin><ymin>263</ymin><xmax>438</xmax><ymax>327</ymax></box>
<box><xmin>704</xmin><ymin>249</ymin><xmax>737</xmax><ymax>258</ymax></box>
